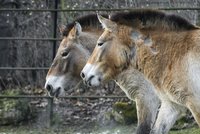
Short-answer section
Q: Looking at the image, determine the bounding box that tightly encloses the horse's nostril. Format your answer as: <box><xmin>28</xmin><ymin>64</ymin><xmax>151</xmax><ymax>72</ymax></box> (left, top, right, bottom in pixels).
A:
<box><xmin>55</xmin><ymin>87</ymin><xmax>61</xmax><ymax>98</ymax></box>
<box><xmin>80</xmin><ymin>72</ymin><xmax>85</xmax><ymax>78</ymax></box>
<box><xmin>98</xmin><ymin>77</ymin><xmax>101</xmax><ymax>82</ymax></box>
<box><xmin>88</xmin><ymin>75</ymin><xmax>94</xmax><ymax>81</ymax></box>
<box><xmin>46</xmin><ymin>84</ymin><xmax>53</xmax><ymax>92</ymax></box>
<box><xmin>88</xmin><ymin>82</ymin><xmax>91</xmax><ymax>87</ymax></box>
<box><xmin>87</xmin><ymin>75</ymin><xmax>94</xmax><ymax>87</ymax></box>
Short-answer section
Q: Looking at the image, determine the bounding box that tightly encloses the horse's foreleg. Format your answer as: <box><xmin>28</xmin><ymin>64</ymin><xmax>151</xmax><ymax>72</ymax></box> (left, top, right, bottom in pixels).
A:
<box><xmin>136</xmin><ymin>98</ymin><xmax>151</xmax><ymax>134</ymax></box>
<box><xmin>150</xmin><ymin>101</ymin><xmax>182</xmax><ymax>134</ymax></box>
<box><xmin>135</xmin><ymin>96</ymin><xmax>160</xmax><ymax>134</ymax></box>
<box><xmin>186</xmin><ymin>98</ymin><xmax>200</xmax><ymax>126</ymax></box>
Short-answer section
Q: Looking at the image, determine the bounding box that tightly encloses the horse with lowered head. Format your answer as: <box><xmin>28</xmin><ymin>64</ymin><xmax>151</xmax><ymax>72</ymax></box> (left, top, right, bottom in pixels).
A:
<box><xmin>45</xmin><ymin>14</ymin><xmax>106</xmax><ymax>97</ymax></box>
<box><xmin>81</xmin><ymin>9</ymin><xmax>200</xmax><ymax>134</ymax></box>
<box><xmin>45</xmin><ymin>14</ymin><xmax>160</xmax><ymax>134</ymax></box>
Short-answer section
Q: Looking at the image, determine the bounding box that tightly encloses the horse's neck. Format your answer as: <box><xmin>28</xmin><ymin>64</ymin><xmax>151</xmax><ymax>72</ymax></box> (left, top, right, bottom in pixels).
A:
<box><xmin>135</xmin><ymin>30</ymin><xmax>197</xmax><ymax>89</ymax></box>
<box><xmin>115</xmin><ymin>68</ymin><xmax>160</xmax><ymax>124</ymax></box>
<box><xmin>115</xmin><ymin>68</ymin><xmax>158</xmax><ymax>99</ymax></box>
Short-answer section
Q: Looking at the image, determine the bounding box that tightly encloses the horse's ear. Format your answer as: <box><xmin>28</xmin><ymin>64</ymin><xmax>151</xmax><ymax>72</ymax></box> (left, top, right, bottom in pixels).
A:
<box><xmin>59</xmin><ymin>25</ymin><xmax>66</xmax><ymax>35</ymax></box>
<box><xmin>69</xmin><ymin>22</ymin><xmax>82</xmax><ymax>38</ymax></box>
<box><xmin>97</xmin><ymin>14</ymin><xmax>117</xmax><ymax>31</ymax></box>
<box><xmin>74</xmin><ymin>21</ymin><xmax>82</xmax><ymax>36</ymax></box>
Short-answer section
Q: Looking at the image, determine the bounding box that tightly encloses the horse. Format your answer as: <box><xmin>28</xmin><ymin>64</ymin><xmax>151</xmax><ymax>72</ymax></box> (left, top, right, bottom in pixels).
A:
<box><xmin>45</xmin><ymin>14</ymin><xmax>104</xmax><ymax>97</ymax></box>
<box><xmin>81</xmin><ymin>9</ymin><xmax>200</xmax><ymax>134</ymax></box>
<box><xmin>44</xmin><ymin>14</ymin><xmax>160</xmax><ymax>134</ymax></box>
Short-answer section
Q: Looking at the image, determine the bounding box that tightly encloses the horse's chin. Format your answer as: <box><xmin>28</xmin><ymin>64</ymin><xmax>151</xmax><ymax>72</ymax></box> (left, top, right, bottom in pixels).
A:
<box><xmin>102</xmin><ymin>74</ymin><xmax>115</xmax><ymax>83</ymax></box>
<box><xmin>47</xmin><ymin>87</ymin><xmax>65</xmax><ymax>98</ymax></box>
<box><xmin>63</xmin><ymin>86</ymin><xmax>75</xmax><ymax>95</ymax></box>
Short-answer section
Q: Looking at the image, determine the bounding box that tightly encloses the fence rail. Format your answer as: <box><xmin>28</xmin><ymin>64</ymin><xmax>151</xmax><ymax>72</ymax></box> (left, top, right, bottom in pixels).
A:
<box><xmin>0</xmin><ymin>95</ymin><xmax>127</xmax><ymax>99</ymax></box>
<box><xmin>1</xmin><ymin>7</ymin><xmax>200</xmax><ymax>12</ymax></box>
<box><xmin>0</xmin><ymin>67</ymin><xmax>49</xmax><ymax>70</ymax></box>
<box><xmin>0</xmin><ymin>37</ymin><xmax>61</xmax><ymax>41</ymax></box>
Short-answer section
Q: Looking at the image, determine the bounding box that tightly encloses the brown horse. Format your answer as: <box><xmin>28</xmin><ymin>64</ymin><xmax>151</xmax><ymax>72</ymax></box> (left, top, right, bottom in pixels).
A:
<box><xmin>45</xmin><ymin>14</ymin><xmax>104</xmax><ymax>97</ymax></box>
<box><xmin>81</xmin><ymin>10</ymin><xmax>200</xmax><ymax>134</ymax></box>
<box><xmin>45</xmin><ymin>14</ymin><xmax>160</xmax><ymax>134</ymax></box>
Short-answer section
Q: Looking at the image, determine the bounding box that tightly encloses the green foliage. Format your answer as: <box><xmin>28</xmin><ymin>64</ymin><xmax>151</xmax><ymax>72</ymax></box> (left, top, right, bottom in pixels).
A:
<box><xmin>105</xmin><ymin>101</ymin><xmax>137</xmax><ymax>125</ymax></box>
<box><xmin>0</xmin><ymin>89</ymin><xmax>31</xmax><ymax>125</ymax></box>
<box><xmin>0</xmin><ymin>89</ymin><xmax>28</xmax><ymax>112</ymax></box>
<box><xmin>170</xmin><ymin>127</ymin><xmax>200</xmax><ymax>134</ymax></box>
<box><xmin>0</xmin><ymin>90</ymin><xmax>17</xmax><ymax>111</ymax></box>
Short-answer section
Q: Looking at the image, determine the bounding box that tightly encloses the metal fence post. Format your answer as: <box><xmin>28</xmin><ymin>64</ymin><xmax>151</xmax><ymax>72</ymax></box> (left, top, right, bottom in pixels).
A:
<box><xmin>52</xmin><ymin>0</ymin><xmax>58</xmax><ymax>60</ymax></box>
<box><xmin>46</xmin><ymin>1</ymin><xmax>58</xmax><ymax>126</ymax></box>
<box><xmin>47</xmin><ymin>97</ymin><xmax>54</xmax><ymax>127</ymax></box>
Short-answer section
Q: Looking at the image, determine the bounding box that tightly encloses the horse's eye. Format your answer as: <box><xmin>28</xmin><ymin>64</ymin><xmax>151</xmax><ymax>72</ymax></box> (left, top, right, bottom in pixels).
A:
<box><xmin>61</xmin><ymin>51</ymin><xmax>69</xmax><ymax>57</ymax></box>
<box><xmin>97</xmin><ymin>42</ymin><xmax>104</xmax><ymax>46</ymax></box>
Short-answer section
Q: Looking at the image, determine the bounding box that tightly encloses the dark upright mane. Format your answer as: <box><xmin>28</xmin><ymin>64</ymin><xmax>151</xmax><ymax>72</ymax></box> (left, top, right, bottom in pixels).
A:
<box><xmin>63</xmin><ymin>14</ymin><xmax>108</xmax><ymax>36</ymax></box>
<box><xmin>110</xmin><ymin>9</ymin><xmax>198</xmax><ymax>31</ymax></box>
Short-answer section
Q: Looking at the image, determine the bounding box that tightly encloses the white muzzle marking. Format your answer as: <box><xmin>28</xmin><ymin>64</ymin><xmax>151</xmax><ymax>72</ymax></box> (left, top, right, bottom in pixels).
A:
<box><xmin>81</xmin><ymin>63</ymin><xmax>102</xmax><ymax>87</ymax></box>
<box><xmin>45</xmin><ymin>75</ymin><xmax>66</xmax><ymax>97</ymax></box>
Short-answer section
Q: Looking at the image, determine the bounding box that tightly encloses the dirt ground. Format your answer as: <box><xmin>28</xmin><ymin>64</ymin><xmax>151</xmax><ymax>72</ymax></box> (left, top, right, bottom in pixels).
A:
<box><xmin>0</xmin><ymin>124</ymin><xmax>200</xmax><ymax>134</ymax></box>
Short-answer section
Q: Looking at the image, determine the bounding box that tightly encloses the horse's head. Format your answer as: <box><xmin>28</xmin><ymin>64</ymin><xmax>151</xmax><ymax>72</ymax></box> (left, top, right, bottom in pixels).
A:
<box><xmin>45</xmin><ymin>14</ymin><xmax>109</xmax><ymax>97</ymax></box>
<box><xmin>81</xmin><ymin>14</ymin><xmax>153</xmax><ymax>87</ymax></box>
<box><xmin>45</xmin><ymin>22</ymin><xmax>90</xmax><ymax>97</ymax></box>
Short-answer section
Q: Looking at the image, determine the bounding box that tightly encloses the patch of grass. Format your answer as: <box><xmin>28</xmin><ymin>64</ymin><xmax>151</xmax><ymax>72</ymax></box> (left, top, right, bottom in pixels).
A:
<box><xmin>170</xmin><ymin>127</ymin><xmax>200</xmax><ymax>134</ymax></box>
